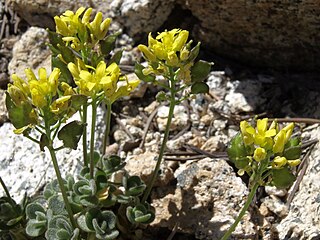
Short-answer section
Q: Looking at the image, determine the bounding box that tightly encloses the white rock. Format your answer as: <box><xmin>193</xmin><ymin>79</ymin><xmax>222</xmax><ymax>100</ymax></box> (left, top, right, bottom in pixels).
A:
<box><xmin>277</xmin><ymin>126</ymin><xmax>320</xmax><ymax>239</ymax></box>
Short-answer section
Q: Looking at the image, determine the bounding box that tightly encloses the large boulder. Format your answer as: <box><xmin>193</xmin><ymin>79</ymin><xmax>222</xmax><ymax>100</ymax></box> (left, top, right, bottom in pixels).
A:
<box><xmin>182</xmin><ymin>0</ymin><xmax>320</xmax><ymax>71</ymax></box>
<box><xmin>9</xmin><ymin>0</ymin><xmax>320</xmax><ymax>71</ymax></box>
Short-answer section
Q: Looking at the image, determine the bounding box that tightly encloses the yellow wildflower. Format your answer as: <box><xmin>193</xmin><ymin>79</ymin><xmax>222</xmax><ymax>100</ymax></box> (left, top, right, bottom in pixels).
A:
<box><xmin>253</xmin><ymin>147</ymin><xmax>267</xmax><ymax>162</ymax></box>
<box><xmin>254</xmin><ymin>118</ymin><xmax>277</xmax><ymax>147</ymax></box>
<box><xmin>287</xmin><ymin>159</ymin><xmax>301</xmax><ymax>167</ymax></box>
<box><xmin>54</xmin><ymin>7</ymin><xmax>86</xmax><ymax>37</ymax></box>
<box><xmin>240</xmin><ymin>120</ymin><xmax>255</xmax><ymax>145</ymax></box>
<box><xmin>140</xmin><ymin>29</ymin><xmax>189</xmax><ymax>67</ymax></box>
<box><xmin>7</xmin><ymin>85</ymin><xmax>28</xmax><ymax>106</ymax></box>
<box><xmin>88</xmin><ymin>12</ymin><xmax>111</xmax><ymax>41</ymax></box>
<box><xmin>272</xmin><ymin>156</ymin><xmax>287</xmax><ymax>169</ymax></box>
<box><xmin>50</xmin><ymin>96</ymin><xmax>72</xmax><ymax>114</ymax></box>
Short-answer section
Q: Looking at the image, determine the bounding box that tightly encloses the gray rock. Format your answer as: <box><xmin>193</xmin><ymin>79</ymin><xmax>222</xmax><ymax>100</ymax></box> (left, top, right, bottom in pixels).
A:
<box><xmin>10</xmin><ymin>0</ymin><xmax>320</xmax><ymax>71</ymax></box>
<box><xmin>109</xmin><ymin>0</ymin><xmax>175</xmax><ymax>37</ymax></box>
<box><xmin>276</xmin><ymin>126</ymin><xmax>320</xmax><ymax>239</ymax></box>
<box><xmin>0</xmin><ymin>106</ymin><xmax>105</xmax><ymax>203</ymax></box>
<box><xmin>0</xmin><ymin>90</ymin><xmax>8</xmax><ymax>124</ymax></box>
<box><xmin>157</xmin><ymin>105</ymin><xmax>189</xmax><ymax>132</ymax></box>
<box><xmin>183</xmin><ymin>0</ymin><xmax>320</xmax><ymax>71</ymax></box>
<box><xmin>151</xmin><ymin>158</ymin><xmax>256</xmax><ymax>239</ymax></box>
<box><xmin>8</xmin><ymin>26</ymin><xmax>51</xmax><ymax>77</ymax></box>
<box><xmin>8</xmin><ymin>0</ymin><xmax>108</xmax><ymax>29</ymax></box>
<box><xmin>125</xmin><ymin>151</ymin><xmax>174</xmax><ymax>187</ymax></box>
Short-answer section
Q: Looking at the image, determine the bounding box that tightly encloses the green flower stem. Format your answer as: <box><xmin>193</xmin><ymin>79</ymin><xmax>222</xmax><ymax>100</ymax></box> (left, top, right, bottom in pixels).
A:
<box><xmin>142</xmin><ymin>82</ymin><xmax>176</xmax><ymax>203</ymax></box>
<box><xmin>44</xmin><ymin>118</ymin><xmax>77</xmax><ymax>229</ymax></box>
<box><xmin>102</xmin><ymin>101</ymin><xmax>112</xmax><ymax>156</ymax></box>
<box><xmin>221</xmin><ymin>182</ymin><xmax>259</xmax><ymax>240</ymax></box>
<box><xmin>82</xmin><ymin>103</ymin><xmax>88</xmax><ymax>166</ymax></box>
<box><xmin>0</xmin><ymin>177</ymin><xmax>15</xmax><ymax>206</ymax></box>
<box><xmin>89</xmin><ymin>100</ymin><xmax>97</xmax><ymax>179</ymax></box>
<box><xmin>47</xmin><ymin>145</ymin><xmax>77</xmax><ymax>229</ymax></box>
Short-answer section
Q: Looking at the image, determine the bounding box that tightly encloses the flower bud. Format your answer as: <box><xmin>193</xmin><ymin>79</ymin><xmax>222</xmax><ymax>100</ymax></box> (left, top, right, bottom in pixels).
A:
<box><xmin>272</xmin><ymin>156</ymin><xmax>287</xmax><ymax>169</ymax></box>
<box><xmin>253</xmin><ymin>147</ymin><xmax>267</xmax><ymax>162</ymax></box>
<box><xmin>138</xmin><ymin>45</ymin><xmax>157</xmax><ymax>62</ymax></box>
<box><xmin>273</xmin><ymin>130</ymin><xmax>286</xmax><ymax>153</ymax></box>
<box><xmin>172</xmin><ymin>30</ymin><xmax>189</xmax><ymax>51</ymax></box>
<box><xmin>82</xmin><ymin>8</ymin><xmax>92</xmax><ymax>24</ymax></box>
<box><xmin>287</xmin><ymin>159</ymin><xmax>301</xmax><ymax>167</ymax></box>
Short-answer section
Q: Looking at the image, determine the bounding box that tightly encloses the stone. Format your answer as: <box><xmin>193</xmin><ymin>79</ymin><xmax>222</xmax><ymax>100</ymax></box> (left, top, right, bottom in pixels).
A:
<box><xmin>276</xmin><ymin>126</ymin><xmax>320</xmax><ymax>239</ymax></box>
<box><xmin>124</xmin><ymin>151</ymin><xmax>174</xmax><ymax>187</ymax></box>
<box><xmin>8</xmin><ymin>0</ymin><xmax>110</xmax><ymax>29</ymax></box>
<box><xmin>109</xmin><ymin>0</ymin><xmax>175</xmax><ymax>37</ymax></box>
<box><xmin>9</xmin><ymin>0</ymin><xmax>320</xmax><ymax>71</ymax></box>
<box><xmin>157</xmin><ymin>105</ymin><xmax>189</xmax><ymax>132</ymax></box>
<box><xmin>8</xmin><ymin>27</ymin><xmax>51</xmax><ymax>77</ymax></box>
<box><xmin>201</xmin><ymin>135</ymin><xmax>225</xmax><ymax>152</ymax></box>
<box><xmin>265</xmin><ymin>186</ymin><xmax>287</xmax><ymax>198</ymax></box>
<box><xmin>0</xmin><ymin>122</ymin><xmax>82</xmax><ymax>202</ymax></box>
<box><xmin>260</xmin><ymin>196</ymin><xmax>289</xmax><ymax>218</ymax></box>
<box><xmin>151</xmin><ymin>158</ymin><xmax>256</xmax><ymax>239</ymax></box>
<box><xmin>182</xmin><ymin>0</ymin><xmax>320</xmax><ymax>71</ymax></box>
<box><xmin>0</xmin><ymin>90</ymin><xmax>8</xmax><ymax>124</ymax></box>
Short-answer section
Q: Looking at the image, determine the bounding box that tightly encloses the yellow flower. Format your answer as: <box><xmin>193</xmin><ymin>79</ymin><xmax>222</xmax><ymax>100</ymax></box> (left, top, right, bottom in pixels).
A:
<box><xmin>272</xmin><ymin>156</ymin><xmax>287</xmax><ymax>169</ymax></box>
<box><xmin>54</xmin><ymin>7</ymin><xmax>86</xmax><ymax>37</ymax></box>
<box><xmin>240</xmin><ymin>120</ymin><xmax>255</xmax><ymax>145</ymax></box>
<box><xmin>253</xmin><ymin>147</ymin><xmax>267</xmax><ymax>162</ymax></box>
<box><xmin>138</xmin><ymin>44</ymin><xmax>157</xmax><ymax>62</ymax></box>
<box><xmin>140</xmin><ymin>29</ymin><xmax>190</xmax><ymax>67</ymax></box>
<box><xmin>7</xmin><ymin>85</ymin><xmax>28</xmax><ymax>106</ymax></box>
<box><xmin>27</xmin><ymin>68</ymin><xmax>60</xmax><ymax>108</ymax></box>
<box><xmin>254</xmin><ymin>118</ymin><xmax>277</xmax><ymax>147</ymax></box>
<box><xmin>273</xmin><ymin>130</ymin><xmax>286</xmax><ymax>153</ymax></box>
<box><xmin>88</xmin><ymin>12</ymin><xmax>111</xmax><ymax>41</ymax></box>
<box><xmin>282</xmin><ymin>122</ymin><xmax>294</xmax><ymax>143</ymax></box>
<box><xmin>50</xmin><ymin>95</ymin><xmax>72</xmax><ymax>114</ymax></box>
<box><xmin>287</xmin><ymin>159</ymin><xmax>301</xmax><ymax>167</ymax></box>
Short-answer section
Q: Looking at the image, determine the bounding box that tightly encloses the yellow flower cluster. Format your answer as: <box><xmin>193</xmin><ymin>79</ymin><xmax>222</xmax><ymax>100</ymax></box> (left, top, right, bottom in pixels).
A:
<box><xmin>54</xmin><ymin>7</ymin><xmax>111</xmax><ymax>49</ymax></box>
<box><xmin>68</xmin><ymin>59</ymin><xmax>140</xmax><ymax>103</ymax></box>
<box><xmin>138</xmin><ymin>29</ymin><xmax>193</xmax><ymax>83</ymax></box>
<box><xmin>9</xmin><ymin>68</ymin><xmax>60</xmax><ymax>108</ymax></box>
<box><xmin>240</xmin><ymin>118</ymin><xmax>300</xmax><ymax>168</ymax></box>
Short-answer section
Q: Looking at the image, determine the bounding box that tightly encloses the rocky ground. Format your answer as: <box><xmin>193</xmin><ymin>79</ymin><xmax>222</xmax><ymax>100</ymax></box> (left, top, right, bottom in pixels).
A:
<box><xmin>1</xmin><ymin>1</ymin><xmax>320</xmax><ymax>239</ymax></box>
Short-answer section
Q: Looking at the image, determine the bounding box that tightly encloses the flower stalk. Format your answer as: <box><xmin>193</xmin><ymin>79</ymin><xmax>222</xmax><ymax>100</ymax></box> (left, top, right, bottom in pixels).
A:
<box><xmin>89</xmin><ymin>99</ymin><xmax>98</xmax><ymax>179</ymax></box>
<box><xmin>44</xmin><ymin>116</ymin><xmax>76</xmax><ymax>229</ymax></box>
<box><xmin>221</xmin><ymin>182</ymin><xmax>259</xmax><ymax>240</ymax></box>
<box><xmin>142</xmin><ymin>74</ymin><xmax>176</xmax><ymax>203</ymax></box>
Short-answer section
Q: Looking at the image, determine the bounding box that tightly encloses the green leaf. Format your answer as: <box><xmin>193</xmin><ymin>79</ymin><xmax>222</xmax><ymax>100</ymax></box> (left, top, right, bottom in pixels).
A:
<box><xmin>26</xmin><ymin>219</ymin><xmax>47</xmax><ymax>237</ymax></box>
<box><xmin>227</xmin><ymin>133</ymin><xmax>247</xmax><ymax>160</ymax></box>
<box><xmin>48</xmin><ymin>195</ymin><xmax>67</xmax><ymax>216</ymax></box>
<box><xmin>58</xmin><ymin>121</ymin><xmax>85</xmax><ymax>150</ymax></box>
<box><xmin>186</xmin><ymin>42</ymin><xmax>200</xmax><ymax>63</ymax></box>
<box><xmin>134</xmin><ymin>62</ymin><xmax>155</xmax><ymax>82</ymax></box>
<box><xmin>191</xmin><ymin>82</ymin><xmax>209</xmax><ymax>94</ymax></box>
<box><xmin>125</xmin><ymin>176</ymin><xmax>146</xmax><ymax>196</ymax></box>
<box><xmin>109</xmin><ymin>50</ymin><xmax>123</xmax><ymax>65</ymax></box>
<box><xmin>283</xmin><ymin>145</ymin><xmax>302</xmax><ymax>160</ymax></box>
<box><xmin>77</xmin><ymin>215</ymin><xmax>93</xmax><ymax>233</ymax></box>
<box><xmin>271</xmin><ymin>167</ymin><xmax>296</xmax><ymax>189</ymax></box>
<box><xmin>70</xmin><ymin>95</ymin><xmax>87</xmax><ymax>112</ymax></box>
<box><xmin>101</xmin><ymin>32</ymin><xmax>120</xmax><ymax>56</ymax></box>
<box><xmin>191</xmin><ymin>60</ymin><xmax>212</xmax><ymax>82</ymax></box>
<box><xmin>5</xmin><ymin>93</ymin><xmax>37</xmax><ymax>129</ymax></box>
<box><xmin>156</xmin><ymin>91</ymin><xmax>168</xmax><ymax>102</ymax></box>
<box><xmin>126</xmin><ymin>204</ymin><xmax>155</xmax><ymax>224</ymax></box>
<box><xmin>26</xmin><ymin>203</ymin><xmax>46</xmax><ymax>220</ymax></box>
<box><xmin>52</xmin><ymin>56</ymin><xmax>73</xmax><ymax>85</ymax></box>
<box><xmin>102</xmin><ymin>155</ymin><xmax>126</xmax><ymax>174</ymax></box>
<box><xmin>40</xmin><ymin>134</ymin><xmax>49</xmax><ymax>152</ymax></box>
